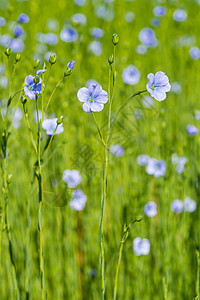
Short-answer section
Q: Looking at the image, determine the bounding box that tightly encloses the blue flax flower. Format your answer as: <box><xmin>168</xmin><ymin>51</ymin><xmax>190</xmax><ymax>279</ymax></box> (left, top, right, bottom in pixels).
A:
<box><xmin>133</xmin><ymin>238</ymin><xmax>150</xmax><ymax>256</ymax></box>
<box><xmin>62</xmin><ymin>169</ymin><xmax>82</xmax><ymax>188</ymax></box>
<box><xmin>24</xmin><ymin>69</ymin><xmax>46</xmax><ymax>100</ymax></box>
<box><xmin>187</xmin><ymin>124</ymin><xmax>199</xmax><ymax>135</ymax></box>
<box><xmin>147</xmin><ymin>71</ymin><xmax>171</xmax><ymax>101</ymax></box>
<box><xmin>171</xmin><ymin>200</ymin><xmax>183</xmax><ymax>213</ymax></box>
<box><xmin>70</xmin><ymin>189</ymin><xmax>87</xmax><ymax>211</ymax></box>
<box><xmin>18</xmin><ymin>13</ymin><xmax>29</xmax><ymax>23</ymax></box>
<box><xmin>144</xmin><ymin>201</ymin><xmax>157</xmax><ymax>217</ymax></box>
<box><xmin>146</xmin><ymin>158</ymin><xmax>166</xmax><ymax>177</ymax></box>
<box><xmin>77</xmin><ymin>83</ymin><xmax>108</xmax><ymax>112</ymax></box>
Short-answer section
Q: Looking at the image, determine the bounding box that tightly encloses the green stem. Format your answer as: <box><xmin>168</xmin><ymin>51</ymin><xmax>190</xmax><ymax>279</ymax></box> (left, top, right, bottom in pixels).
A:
<box><xmin>92</xmin><ymin>113</ymin><xmax>106</xmax><ymax>148</ymax></box>
<box><xmin>2</xmin><ymin>139</ymin><xmax>20</xmax><ymax>299</ymax></box>
<box><xmin>113</xmin><ymin>217</ymin><xmax>143</xmax><ymax>300</ymax></box>
<box><xmin>44</xmin><ymin>78</ymin><xmax>63</xmax><ymax>119</ymax></box>
<box><xmin>111</xmin><ymin>89</ymin><xmax>147</xmax><ymax>128</ymax></box>
<box><xmin>36</xmin><ymin>96</ymin><xmax>45</xmax><ymax>300</ymax></box>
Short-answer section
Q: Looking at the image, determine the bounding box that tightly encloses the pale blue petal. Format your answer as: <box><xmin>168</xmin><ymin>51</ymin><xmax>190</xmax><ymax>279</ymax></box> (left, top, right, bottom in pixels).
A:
<box><xmin>90</xmin><ymin>102</ymin><xmax>104</xmax><ymax>112</ymax></box>
<box><xmin>24</xmin><ymin>86</ymin><xmax>36</xmax><ymax>99</ymax></box>
<box><xmin>95</xmin><ymin>90</ymin><xmax>108</xmax><ymax>104</ymax></box>
<box><xmin>153</xmin><ymin>90</ymin><xmax>166</xmax><ymax>101</ymax></box>
<box><xmin>77</xmin><ymin>87</ymin><xmax>89</xmax><ymax>102</ymax></box>
<box><xmin>91</xmin><ymin>84</ymin><xmax>102</xmax><ymax>98</ymax></box>
<box><xmin>25</xmin><ymin>75</ymin><xmax>34</xmax><ymax>86</ymax></box>
<box><xmin>147</xmin><ymin>73</ymin><xmax>155</xmax><ymax>84</ymax></box>
<box><xmin>82</xmin><ymin>102</ymin><xmax>92</xmax><ymax>112</ymax></box>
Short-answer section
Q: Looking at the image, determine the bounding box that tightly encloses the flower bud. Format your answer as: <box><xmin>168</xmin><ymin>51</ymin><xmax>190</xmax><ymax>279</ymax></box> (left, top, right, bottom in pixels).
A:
<box><xmin>64</xmin><ymin>68</ymin><xmax>72</xmax><ymax>77</ymax></box>
<box><xmin>64</xmin><ymin>60</ymin><xmax>75</xmax><ymax>77</ymax></box>
<box><xmin>108</xmin><ymin>54</ymin><xmax>114</xmax><ymax>65</ymax></box>
<box><xmin>49</xmin><ymin>53</ymin><xmax>57</xmax><ymax>65</ymax></box>
<box><xmin>33</xmin><ymin>59</ymin><xmax>40</xmax><ymax>69</ymax></box>
<box><xmin>21</xmin><ymin>95</ymin><xmax>27</xmax><ymax>104</ymax></box>
<box><xmin>57</xmin><ymin>115</ymin><xmax>63</xmax><ymax>125</ymax></box>
<box><xmin>4</xmin><ymin>47</ymin><xmax>11</xmax><ymax>57</ymax></box>
<box><xmin>112</xmin><ymin>33</ymin><xmax>119</xmax><ymax>45</ymax></box>
<box><xmin>15</xmin><ymin>53</ymin><xmax>21</xmax><ymax>63</ymax></box>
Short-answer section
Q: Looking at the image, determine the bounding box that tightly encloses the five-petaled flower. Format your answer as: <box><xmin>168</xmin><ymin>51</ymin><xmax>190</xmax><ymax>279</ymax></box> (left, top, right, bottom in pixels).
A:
<box><xmin>24</xmin><ymin>69</ymin><xmax>46</xmax><ymax>100</ymax></box>
<box><xmin>147</xmin><ymin>71</ymin><xmax>171</xmax><ymax>101</ymax></box>
<box><xmin>77</xmin><ymin>83</ymin><xmax>108</xmax><ymax>112</ymax></box>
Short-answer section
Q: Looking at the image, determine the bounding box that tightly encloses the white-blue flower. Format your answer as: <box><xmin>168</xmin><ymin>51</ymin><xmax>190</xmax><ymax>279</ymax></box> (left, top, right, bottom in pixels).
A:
<box><xmin>133</xmin><ymin>237</ymin><xmax>150</xmax><ymax>256</ymax></box>
<box><xmin>122</xmin><ymin>65</ymin><xmax>141</xmax><ymax>85</ymax></box>
<box><xmin>70</xmin><ymin>189</ymin><xmax>87</xmax><ymax>211</ymax></box>
<box><xmin>62</xmin><ymin>169</ymin><xmax>82</xmax><ymax>188</ymax></box>
<box><xmin>77</xmin><ymin>83</ymin><xmax>108</xmax><ymax>113</ymax></box>
<box><xmin>42</xmin><ymin>118</ymin><xmax>64</xmax><ymax>135</ymax></box>
<box><xmin>144</xmin><ymin>201</ymin><xmax>157</xmax><ymax>217</ymax></box>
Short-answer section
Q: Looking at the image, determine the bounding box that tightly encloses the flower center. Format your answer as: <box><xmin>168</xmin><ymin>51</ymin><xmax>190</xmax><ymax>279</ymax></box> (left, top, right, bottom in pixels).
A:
<box><xmin>89</xmin><ymin>96</ymin><xmax>94</xmax><ymax>102</ymax></box>
<box><xmin>29</xmin><ymin>83</ymin><xmax>36</xmax><ymax>91</ymax></box>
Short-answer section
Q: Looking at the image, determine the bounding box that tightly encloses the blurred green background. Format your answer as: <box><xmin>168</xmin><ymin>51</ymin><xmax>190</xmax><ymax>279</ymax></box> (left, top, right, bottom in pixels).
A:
<box><xmin>0</xmin><ymin>0</ymin><xmax>200</xmax><ymax>299</ymax></box>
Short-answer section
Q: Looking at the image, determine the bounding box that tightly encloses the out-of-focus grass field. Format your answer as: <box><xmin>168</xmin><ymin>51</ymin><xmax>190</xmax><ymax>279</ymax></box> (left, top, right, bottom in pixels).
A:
<box><xmin>1</xmin><ymin>0</ymin><xmax>200</xmax><ymax>299</ymax></box>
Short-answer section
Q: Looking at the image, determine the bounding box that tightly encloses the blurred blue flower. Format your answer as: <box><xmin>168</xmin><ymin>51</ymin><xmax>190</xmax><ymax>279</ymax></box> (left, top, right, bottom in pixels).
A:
<box><xmin>14</xmin><ymin>26</ymin><xmax>24</xmax><ymax>38</ymax></box>
<box><xmin>18</xmin><ymin>13</ymin><xmax>29</xmax><ymax>23</ymax></box>
<box><xmin>42</xmin><ymin>118</ymin><xmax>64</xmax><ymax>135</ymax></box>
<box><xmin>171</xmin><ymin>200</ymin><xmax>183</xmax><ymax>213</ymax></box>
<box><xmin>90</xmin><ymin>27</ymin><xmax>104</xmax><ymax>38</ymax></box>
<box><xmin>133</xmin><ymin>238</ymin><xmax>150</xmax><ymax>256</ymax></box>
<box><xmin>153</xmin><ymin>6</ymin><xmax>166</xmax><ymax>17</ymax></box>
<box><xmin>45</xmin><ymin>33</ymin><xmax>58</xmax><ymax>45</ymax></box>
<box><xmin>70</xmin><ymin>189</ymin><xmax>87</xmax><ymax>211</ymax></box>
<box><xmin>10</xmin><ymin>39</ymin><xmax>25</xmax><ymax>53</ymax></box>
<box><xmin>146</xmin><ymin>71</ymin><xmax>171</xmax><ymax>101</ymax></box>
<box><xmin>24</xmin><ymin>70</ymin><xmax>46</xmax><ymax>99</ymax></box>
<box><xmin>144</xmin><ymin>201</ymin><xmax>157</xmax><ymax>217</ymax></box>
<box><xmin>95</xmin><ymin>5</ymin><xmax>114</xmax><ymax>22</ymax></box>
<box><xmin>171</xmin><ymin>82</ymin><xmax>182</xmax><ymax>94</ymax></box>
<box><xmin>184</xmin><ymin>197</ymin><xmax>196</xmax><ymax>212</ymax></box>
<box><xmin>88</xmin><ymin>41</ymin><xmax>102</xmax><ymax>56</ymax></box>
<box><xmin>189</xmin><ymin>47</ymin><xmax>200</xmax><ymax>60</ymax></box>
<box><xmin>173</xmin><ymin>9</ymin><xmax>187</xmax><ymax>22</ymax></box>
<box><xmin>151</xmin><ymin>18</ymin><xmax>160</xmax><ymax>27</ymax></box>
<box><xmin>72</xmin><ymin>13</ymin><xmax>87</xmax><ymax>26</ymax></box>
<box><xmin>60</xmin><ymin>28</ymin><xmax>78</xmax><ymax>43</ymax></box>
<box><xmin>74</xmin><ymin>0</ymin><xmax>86</xmax><ymax>6</ymax></box>
<box><xmin>135</xmin><ymin>44</ymin><xmax>147</xmax><ymax>55</ymax></box>
<box><xmin>136</xmin><ymin>154</ymin><xmax>150</xmax><ymax>166</ymax></box>
<box><xmin>122</xmin><ymin>65</ymin><xmax>141</xmax><ymax>85</ymax></box>
<box><xmin>195</xmin><ymin>110</ymin><xmax>200</xmax><ymax>121</ymax></box>
<box><xmin>175</xmin><ymin>157</ymin><xmax>187</xmax><ymax>174</ymax></box>
<box><xmin>139</xmin><ymin>28</ymin><xmax>157</xmax><ymax>47</ymax></box>
<box><xmin>110</xmin><ymin>144</ymin><xmax>125</xmax><ymax>157</ymax></box>
<box><xmin>77</xmin><ymin>83</ymin><xmax>108</xmax><ymax>113</ymax></box>
<box><xmin>1</xmin><ymin>76</ymin><xmax>8</xmax><ymax>89</ymax></box>
<box><xmin>124</xmin><ymin>11</ymin><xmax>135</xmax><ymax>23</ymax></box>
<box><xmin>186</xmin><ymin>124</ymin><xmax>199</xmax><ymax>135</ymax></box>
<box><xmin>47</xmin><ymin>19</ymin><xmax>59</xmax><ymax>31</ymax></box>
<box><xmin>146</xmin><ymin>158</ymin><xmax>166</xmax><ymax>178</ymax></box>
<box><xmin>62</xmin><ymin>169</ymin><xmax>82</xmax><ymax>188</ymax></box>
<box><xmin>0</xmin><ymin>17</ymin><xmax>6</xmax><ymax>27</ymax></box>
